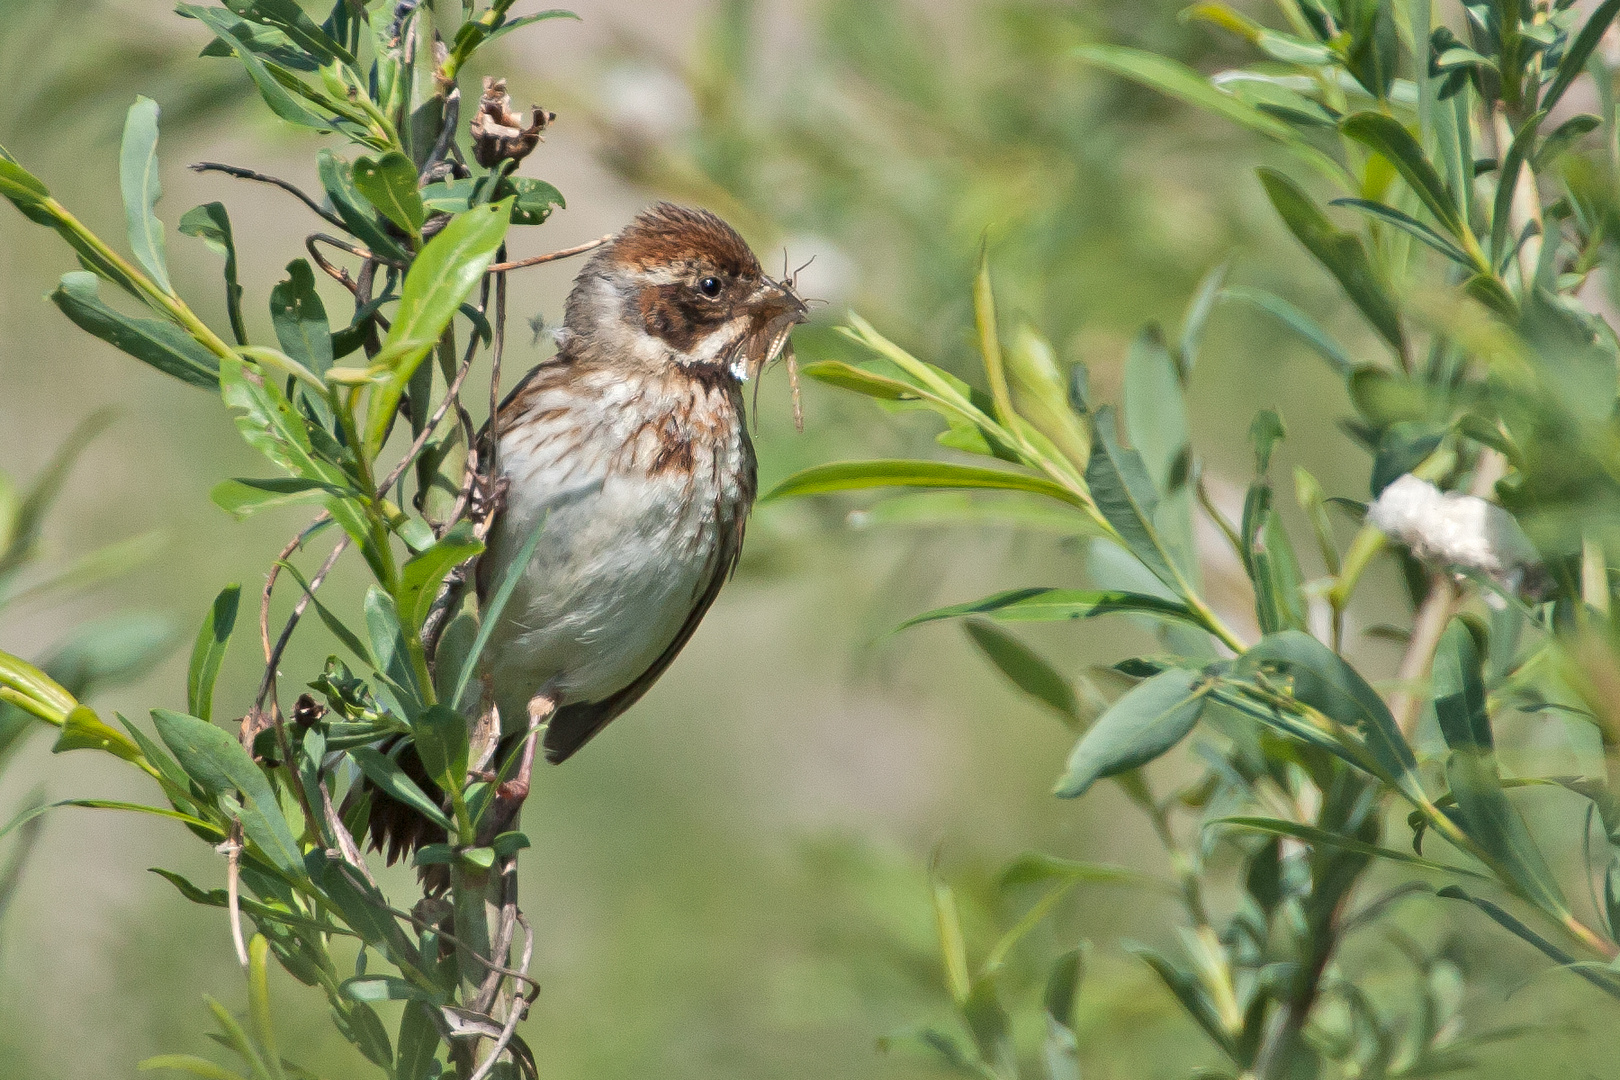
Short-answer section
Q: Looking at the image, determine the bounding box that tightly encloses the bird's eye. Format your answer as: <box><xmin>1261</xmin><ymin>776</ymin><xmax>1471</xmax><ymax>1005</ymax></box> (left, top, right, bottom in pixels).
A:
<box><xmin>699</xmin><ymin>276</ymin><xmax>722</xmax><ymax>298</ymax></box>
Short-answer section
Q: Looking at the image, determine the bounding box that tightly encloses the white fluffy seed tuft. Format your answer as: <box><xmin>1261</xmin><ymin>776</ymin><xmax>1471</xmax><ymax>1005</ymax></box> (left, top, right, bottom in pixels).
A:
<box><xmin>1368</xmin><ymin>474</ymin><xmax>1541</xmax><ymax>590</ymax></box>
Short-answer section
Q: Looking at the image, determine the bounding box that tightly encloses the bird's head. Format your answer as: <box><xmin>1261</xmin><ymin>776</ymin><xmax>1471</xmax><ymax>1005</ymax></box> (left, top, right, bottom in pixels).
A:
<box><xmin>562</xmin><ymin>202</ymin><xmax>808</xmax><ymax>380</ymax></box>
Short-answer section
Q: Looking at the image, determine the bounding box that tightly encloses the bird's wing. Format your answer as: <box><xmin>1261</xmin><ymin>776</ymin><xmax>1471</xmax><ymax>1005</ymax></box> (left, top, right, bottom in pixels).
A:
<box><xmin>540</xmin><ymin>510</ymin><xmax>747</xmax><ymax>764</ymax></box>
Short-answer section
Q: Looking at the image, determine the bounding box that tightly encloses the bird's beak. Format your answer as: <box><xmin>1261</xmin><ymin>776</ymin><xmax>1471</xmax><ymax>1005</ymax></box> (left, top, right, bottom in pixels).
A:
<box><xmin>755</xmin><ymin>278</ymin><xmax>810</xmax><ymax>326</ymax></box>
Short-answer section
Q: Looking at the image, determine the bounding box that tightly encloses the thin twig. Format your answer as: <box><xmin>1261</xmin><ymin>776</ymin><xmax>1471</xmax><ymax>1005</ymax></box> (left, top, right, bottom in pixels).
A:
<box><xmin>310</xmin><ymin>233</ymin><xmax>408</xmax><ymax>270</ymax></box>
<box><xmin>378</xmin><ymin>336</ymin><xmax>481</xmax><ymax>495</ymax></box>
<box><xmin>469</xmin><ymin>858</ymin><xmax>520</xmax><ymax>1014</ymax></box>
<box><xmin>421</xmin><ymin>86</ymin><xmax>462</xmax><ymax>183</ymax></box>
<box><xmin>256</xmin><ymin>527</ymin><xmax>345</xmax><ymax>712</ymax></box>
<box><xmin>465</xmin><ymin>916</ymin><xmax>537</xmax><ymax>1080</ymax></box>
<box><xmin>320</xmin><ymin>782</ymin><xmax>377</xmax><ymax>886</ymax></box>
<box><xmin>487</xmin><ymin>235</ymin><xmax>610</xmax><ymax>273</ymax></box>
<box><xmin>218</xmin><ymin>826</ymin><xmax>249</xmax><ymax>968</ymax></box>
<box><xmin>307</xmin><ymin>234</ymin><xmax>360</xmax><ymax>297</ymax></box>
<box><xmin>192</xmin><ymin>162</ymin><xmax>348</xmax><ymax>231</ymax></box>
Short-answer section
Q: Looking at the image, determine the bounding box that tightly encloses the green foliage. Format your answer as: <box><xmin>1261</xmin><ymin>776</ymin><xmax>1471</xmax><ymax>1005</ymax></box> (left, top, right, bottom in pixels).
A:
<box><xmin>0</xmin><ymin>4</ymin><xmax>573</xmax><ymax>1077</ymax></box>
<box><xmin>767</xmin><ymin>2</ymin><xmax>1620</xmax><ymax>1075</ymax></box>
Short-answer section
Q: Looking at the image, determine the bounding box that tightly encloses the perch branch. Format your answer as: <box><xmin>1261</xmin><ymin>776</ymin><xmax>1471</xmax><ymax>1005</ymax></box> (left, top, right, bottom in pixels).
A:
<box><xmin>191</xmin><ymin>162</ymin><xmax>348</xmax><ymax>231</ymax></box>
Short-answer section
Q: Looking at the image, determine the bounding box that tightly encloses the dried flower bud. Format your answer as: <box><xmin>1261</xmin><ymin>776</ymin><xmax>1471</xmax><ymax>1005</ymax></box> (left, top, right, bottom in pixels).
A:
<box><xmin>470</xmin><ymin>76</ymin><xmax>552</xmax><ymax>169</ymax></box>
<box><xmin>1368</xmin><ymin>474</ymin><xmax>1545</xmax><ymax>593</ymax></box>
<box><xmin>292</xmin><ymin>693</ymin><xmax>327</xmax><ymax>729</ymax></box>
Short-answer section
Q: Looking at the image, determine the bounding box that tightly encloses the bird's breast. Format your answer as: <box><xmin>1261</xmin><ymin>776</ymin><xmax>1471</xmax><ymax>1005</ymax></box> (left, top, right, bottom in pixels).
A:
<box><xmin>477</xmin><ymin>364</ymin><xmax>755</xmax><ymax>726</ymax></box>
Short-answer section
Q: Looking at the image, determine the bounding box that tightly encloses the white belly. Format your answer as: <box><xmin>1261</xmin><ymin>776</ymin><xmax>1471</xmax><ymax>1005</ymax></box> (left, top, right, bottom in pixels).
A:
<box><xmin>477</xmin><ymin>382</ymin><xmax>746</xmax><ymax>731</ymax></box>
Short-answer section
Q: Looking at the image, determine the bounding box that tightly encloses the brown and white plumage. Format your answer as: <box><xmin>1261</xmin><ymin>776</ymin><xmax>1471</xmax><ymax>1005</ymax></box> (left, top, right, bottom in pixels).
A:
<box><xmin>362</xmin><ymin>203</ymin><xmax>804</xmax><ymax>867</ymax></box>
<box><xmin>480</xmin><ymin>203</ymin><xmax>805</xmax><ymax>763</ymax></box>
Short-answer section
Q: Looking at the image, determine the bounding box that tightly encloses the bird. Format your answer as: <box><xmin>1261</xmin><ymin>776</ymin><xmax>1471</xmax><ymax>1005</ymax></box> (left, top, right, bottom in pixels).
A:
<box><xmin>360</xmin><ymin>202</ymin><xmax>807</xmax><ymax>867</ymax></box>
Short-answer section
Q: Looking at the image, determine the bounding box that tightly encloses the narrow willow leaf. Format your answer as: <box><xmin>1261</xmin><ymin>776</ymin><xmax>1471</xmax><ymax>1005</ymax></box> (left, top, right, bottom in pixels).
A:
<box><xmin>1491</xmin><ymin>111</ymin><xmax>1545</xmax><ymax>270</ymax></box>
<box><xmin>315</xmin><ymin>150</ymin><xmax>411</xmax><ymax>264</ymax></box>
<box><xmin>1240</xmin><ymin>630</ymin><xmax>1422</xmax><ymax>798</ymax></box>
<box><xmin>1179</xmin><ymin>261</ymin><xmax>1228</xmax><ymax>377</ymax></box>
<box><xmin>900</xmin><ymin>587</ymin><xmax>1200</xmax><ymax>630</ymax></box>
<box><xmin>1433</xmin><ymin>621</ymin><xmax>1570</xmax><ymax>919</ymax></box>
<box><xmin>397</xmin><ymin>521</ymin><xmax>482</xmax><ymax>635</ymax></box>
<box><xmin>449</xmin><ymin>513</ymin><xmax>546</xmax><ymax>714</ymax></box>
<box><xmin>188</xmin><ymin>584</ymin><xmax>240</xmax><ymax>723</ymax></box>
<box><xmin>119</xmin><ymin>97</ymin><xmax>172</xmax><ymax>294</ymax></box>
<box><xmin>930</xmin><ymin>876</ymin><xmax>971</xmax><ymax>1004</ymax></box>
<box><xmin>1125</xmin><ymin>943</ymin><xmax>1233</xmax><ymax>1055</ymax></box>
<box><xmin>181</xmin><ymin>7</ymin><xmax>334</xmax><ymax>130</ymax></box>
<box><xmin>137</xmin><ymin>1055</ymin><xmax>252</xmax><ymax>1080</ymax></box>
<box><xmin>0</xmin><ymin>798</ymin><xmax>221</xmax><ymax>845</ymax></box>
<box><xmin>364</xmin><ymin>199</ymin><xmax>513</xmax><ymax>456</ymax></box>
<box><xmin>963</xmin><ymin>975</ymin><xmax>1016</xmax><ymax>1079</ymax></box>
<box><xmin>1252</xmin><ymin>511</ymin><xmax>1308</xmax><ymax>634</ymax></box>
<box><xmin>151</xmin><ymin>708</ymin><xmax>304</xmax><ymax>876</ymax></box>
<box><xmin>225</xmin><ymin>0</ymin><xmax>358</xmax><ymax>66</ymax></box>
<box><xmin>765</xmin><ymin>459</ymin><xmax>1086</xmax><ymax>507</ymax></box>
<box><xmin>350</xmin><ymin>747</ymin><xmax>451</xmax><ymax>831</ymax></box>
<box><xmin>802</xmin><ymin>359</ymin><xmax>922</xmax><ymax>400</ymax></box>
<box><xmin>1213</xmin><ymin>817</ymin><xmax>1490</xmax><ymax>878</ymax></box>
<box><xmin>1259</xmin><ymin>169</ymin><xmax>1406</xmax><ymax>357</ymax></box>
<box><xmin>395</xmin><ymin>1001</ymin><xmax>442</xmax><ymax>1080</ymax></box>
<box><xmin>1293</xmin><ymin>466</ymin><xmax>1341</xmax><ymax>574</ymax></box>
<box><xmin>1218</xmin><ymin>288</ymin><xmax>1355</xmax><ymax>376</ymax></box>
<box><xmin>1534</xmin><ymin>114</ymin><xmax>1601</xmax><ymax>172</ymax></box>
<box><xmin>54</xmin><ymin>703</ymin><xmax>147</xmax><ymax>762</ymax></box>
<box><xmin>1329</xmin><ymin>197</ymin><xmax>1475</xmax><ymax>266</ymax></box>
<box><xmin>1075</xmin><ymin>45</ymin><xmax>1347</xmax><ymax>187</ymax></box>
<box><xmin>51</xmin><ymin>273</ymin><xmax>219</xmax><ymax>389</ymax></box>
<box><xmin>1123</xmin><ymin>325</ymin><xmax>1187</xmax><ymax>494</ymax></box>
<box><xmin>1084</xmin><ymin>406</ymin><xmax>1185</xmax><ymax>595</ymax></box>
<box><xmin>1055</xmin><ymin>668</ymin><xmax>1206</xmax><ymax>798</ymax></box>
<box><xmin>849</xmin><ymin>492</ymin><xmax>1102</xmax><ymax>535</ymax></box>
<box><xmin>179</xmin><ymin>202</ymin><xmax>248</xmax><ymax>346</ymax></box>
<box><xmin>1540</xmin><ymin>0</ymin><xmax>1620</xmax><ymax>113</ymax></box>
<box><xmin>962</xmin><ymin>620</ymin><xmax>1079</xmax><ymax>723</ymax></box>
<box><xmin>269</xmin><ymin>260</ymin><xmax>334</xmax><ymax>376</ymax></box>
<box><xmin>0</xmin><ymin>647</ymin><xmax>77</xmax><ymax>725</ymax></box>
<box><xmin>247</xmin><ymin>935</ymin><xmax>287</xmax><ymax>1080</ymax></box>
<box><xmin>1341</xmin><ymin>112</ymin><xmax>1467</xmax><ymax>240</ymax></box>
<box><xmin>999</xmin><ymin>852</ymin><xmax>1165</xmax><ymax>890</ymax></box>
<box><xmin>412</xmin><ymin>704</ymin><xmax>470</xmax><ymax>796</ymax></box>
<box><xmin>1436</xmin><ymin>886</ymin><xmax>1620</xmax><ymax>999</ymax></box>
<box><xmin>353</xmin><ymin>151</ymin><xmax>424</xmax><ymax>237</ymax></box>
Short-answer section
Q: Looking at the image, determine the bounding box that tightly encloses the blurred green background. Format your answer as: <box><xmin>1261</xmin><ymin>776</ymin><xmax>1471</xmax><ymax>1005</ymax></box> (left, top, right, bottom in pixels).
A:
<box><xmin>2</xmin><ymin>1</ymin><xmax>1618</xmax><ymax>1076</ymax></box>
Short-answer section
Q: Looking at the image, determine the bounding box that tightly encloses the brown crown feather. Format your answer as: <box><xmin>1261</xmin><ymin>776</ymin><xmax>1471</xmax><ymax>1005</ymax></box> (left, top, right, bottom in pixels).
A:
<box><xmin>607</xmin><ymin>202</ymin><xmax>761</xmax><ymax>277</ymax></box>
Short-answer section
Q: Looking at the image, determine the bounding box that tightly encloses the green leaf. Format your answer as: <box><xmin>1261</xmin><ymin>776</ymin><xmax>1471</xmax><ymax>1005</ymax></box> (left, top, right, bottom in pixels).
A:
<box><xmin>1534</xmin><ymin>114</ymin><xmax>1601</xmax><ymax>172</ymax></box>
<box><xmin>1329</xmin><ymin>197</ymin><xmax>1476</xmax><ymax>266</ymax></box>
<box><xmin>181</xmin><ymin>7</ymin><xmax>334</xmax><ymax>130</ymax></box>
<box><xmin>1123</xmin><ymin>325</ymin><xmax>1187</xmax><ymax>493</ymax></box>
<box><xmin>394</xmin><ymin>1001</ymin><xmax>441</xmax><ymax>1080</ymax></box>
<box><xmin>1259</xmin><ymin>169</ymin><xmax>1406</xmax><ymax>357</ymax></box>
<box><xmin>119</xmin><ymin>97</ymin><xmax>171</xmax><ymax>295</ymax></box>
<box><xmin>1212</xmin><ymin>817</ymin><xmax>1490</xmax><ymax>879</ymax></box>
<box><xmin>353</xmin><ymin>151</ymin><xmax>424</xmax><ymax>237</ymax></box>
<box><xmin>0</xmin><ymin>647</ymin><xmax>77</xmax><ymax>725</ymax></box>
<box><xmin>1541</xmin><ymin>0</ymin><xmax>1620</xmax><ymax>114</ymax></box>
<box><xmin>364</xmin><ymin>587</ymin><xmax>419</xmax><ymax>706</ymax></box>
<box><xmin>1240</xmin><ymin>630</ymin><xmax>1422</xmax><ymax>798</ymax></box>
<box><xmin>1054</xmin><ymin>668</ymin><xmax>1206</xmax><ymax>798</ymax></box>
<box><xmin>1218</xmin><ymin>287</ymin><xmax>1355</xmax><ymax>376</ymax></box>
<box><xmin>1341</xmin><ymin>112</ymin><xmax>1468</xmax><ymax>241</ymax></box>
<box><xmin>802</xmin><ymin>359</ymin><xmax>921</xmax><ymax>400</ymax></box>
<box><xmin>1294</xmin><ymin>466</ymin><xmax>1341</xmax><ymax>574</ymax></box>
<box><xmin>0</xmin><ymin>798</ymin><xmax>222</xmax><ymax>845</ymax></box>
<box><xmin>1491</xmin><ymin>110</ymin><xmax>1545</xmax><ymax>270</ymax></box>
<box><xmin>364</xmin><ymin>199</ymin><xmax>514</xmax><ymax>457</ymax></box>
<box><xmin>206</xmin><ymin>994</ymin><xmax>273</xmax><ymax>1080</ymax></box>
<box><xmin>963</xmin><ymin>974</ymin><xmax>1016</xmax><ymax>1078</ymax></box>
<box><xmin>341</xmin><ymin>975</ymin><xmax>441</xmax><ymax>1005</ymax></box>
<box><xmin>1179</xmin><ymin>261</ymin><xmax>1228</xmax><ymax>377</ymax></box>
<box><xmin>1249</xmin><ymin>409</ymin><xmax>1285</xmax><ymax>475</ymax></box>
<box><xmin>211</xmin><ymin>479</ymin><xmax>326</xmax><ymax>519</ymax></box>
<box><xmin>189</xmin><ymin>584</ymin><xmax>241</xmax><ymax>723</ymax></box>
<box><xmin>180</xmin><ymin>202</ymin><xmax>248</xmax><ymax>346</ymax></box>
<box><xmin>223</xmin><ymin>0</ymin><xmax>358</xmax><ymax>66</ymax></box>
<box><xmin>397</xmin><ymin>522</ymin><xmax>482</xmax><ymax>636</ymax></box>
<box><xmin>901</xmin><ymin>587</ymin><xmax>1200</xmax><ymax>630</ymax></box>
<box><xmin>1436</xmin><ymin>886</ymin><xmax>1620</xmax><ymax>999</ymax></box>
<box><xmin>1433</xmin><ymin>621</ymin><xmax>1569</xmax><ymax>919</ymax></box>
<box><xmin>350</xmin><ymin>747</ymin><xmax>451</xmax><ymax>831</ymax></box>
<box><xmin>1075</xmin><ymin>45</ymin><xmax>1347</xmax><ymax>187</ymax></box>
<box><xmin>1125</xmin><ymin>942</ymin><xmax>1233</xmax><ymax>1056</ymax></box>
<box><xmin>485</xmin><ymin>9</ymin><xmax>580</xmax><ymax>44</ymax></box>
<box><xmin>961</xmin><ymin>620</ymin><xmax>1079</xmax><ymax>723</ymax></box>
<box><xmin>139</xmin><ymin>1055</ymin><xmax>253</xmax><ymax>1080</ymax></box>
<box><xmin>764</xmin><ymin>459</ymin><xmax>1087</xmax><ymax>507</ymax></box>
<box><xmin>849</xmin><ymin>491</ymin><xmax>1102</xmax><ymax>535</ymax></box>
<box><xmin>269</xmin><ymin>260</ymin><xmax>334</xmax><ymax>376</ymax></box>
<box><xmin>51</xmin><ymin>272</ymin><xmax>219</xmax><ymax>389</ymax></box>
<box><xmin>999</xmin><ymin>852</ymin><xmax>1165</xmax><ymax>890</ymax></box>
<box><xmin>1044</xmin><ymin>948</ymin><xmax>1085</xmax><ymax>1028</ymax></box>
<box><xmin>449</xmin><ymin>513</ymin><xmax>547</xmax><ymax>713</ymax></box>
<box><xmin>412</xmin><ymin>704</ymin><xmax>469</xmax><ymax>796</ymax></box>
<box><xmin>54</xmin><ymin>704</ymin><xmax>147</xmax><ymax>762</ymax></box>
<box><xmin>247</xmin><ymin>935</ymin><xmax>287</xmax><ymax>1080</ymax></box>
<box><xmin>1251</xmin><ymin>511</ymin><xmax>1308</xmax><ymax>634</ymax></box>
<box><xmin>1084</xmin><ymin>406</ymin><xmax>1187</xmax><ymax>595</ymax></box>
<box><xmin>315</xmin><ymin>150</ymin><xmax>411</xmax><ymax>264</ymax></box>
<box><xmin>151</xmin><ymin>708</ymin><xmax>305</xmax><ymax>876</ymax></box>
